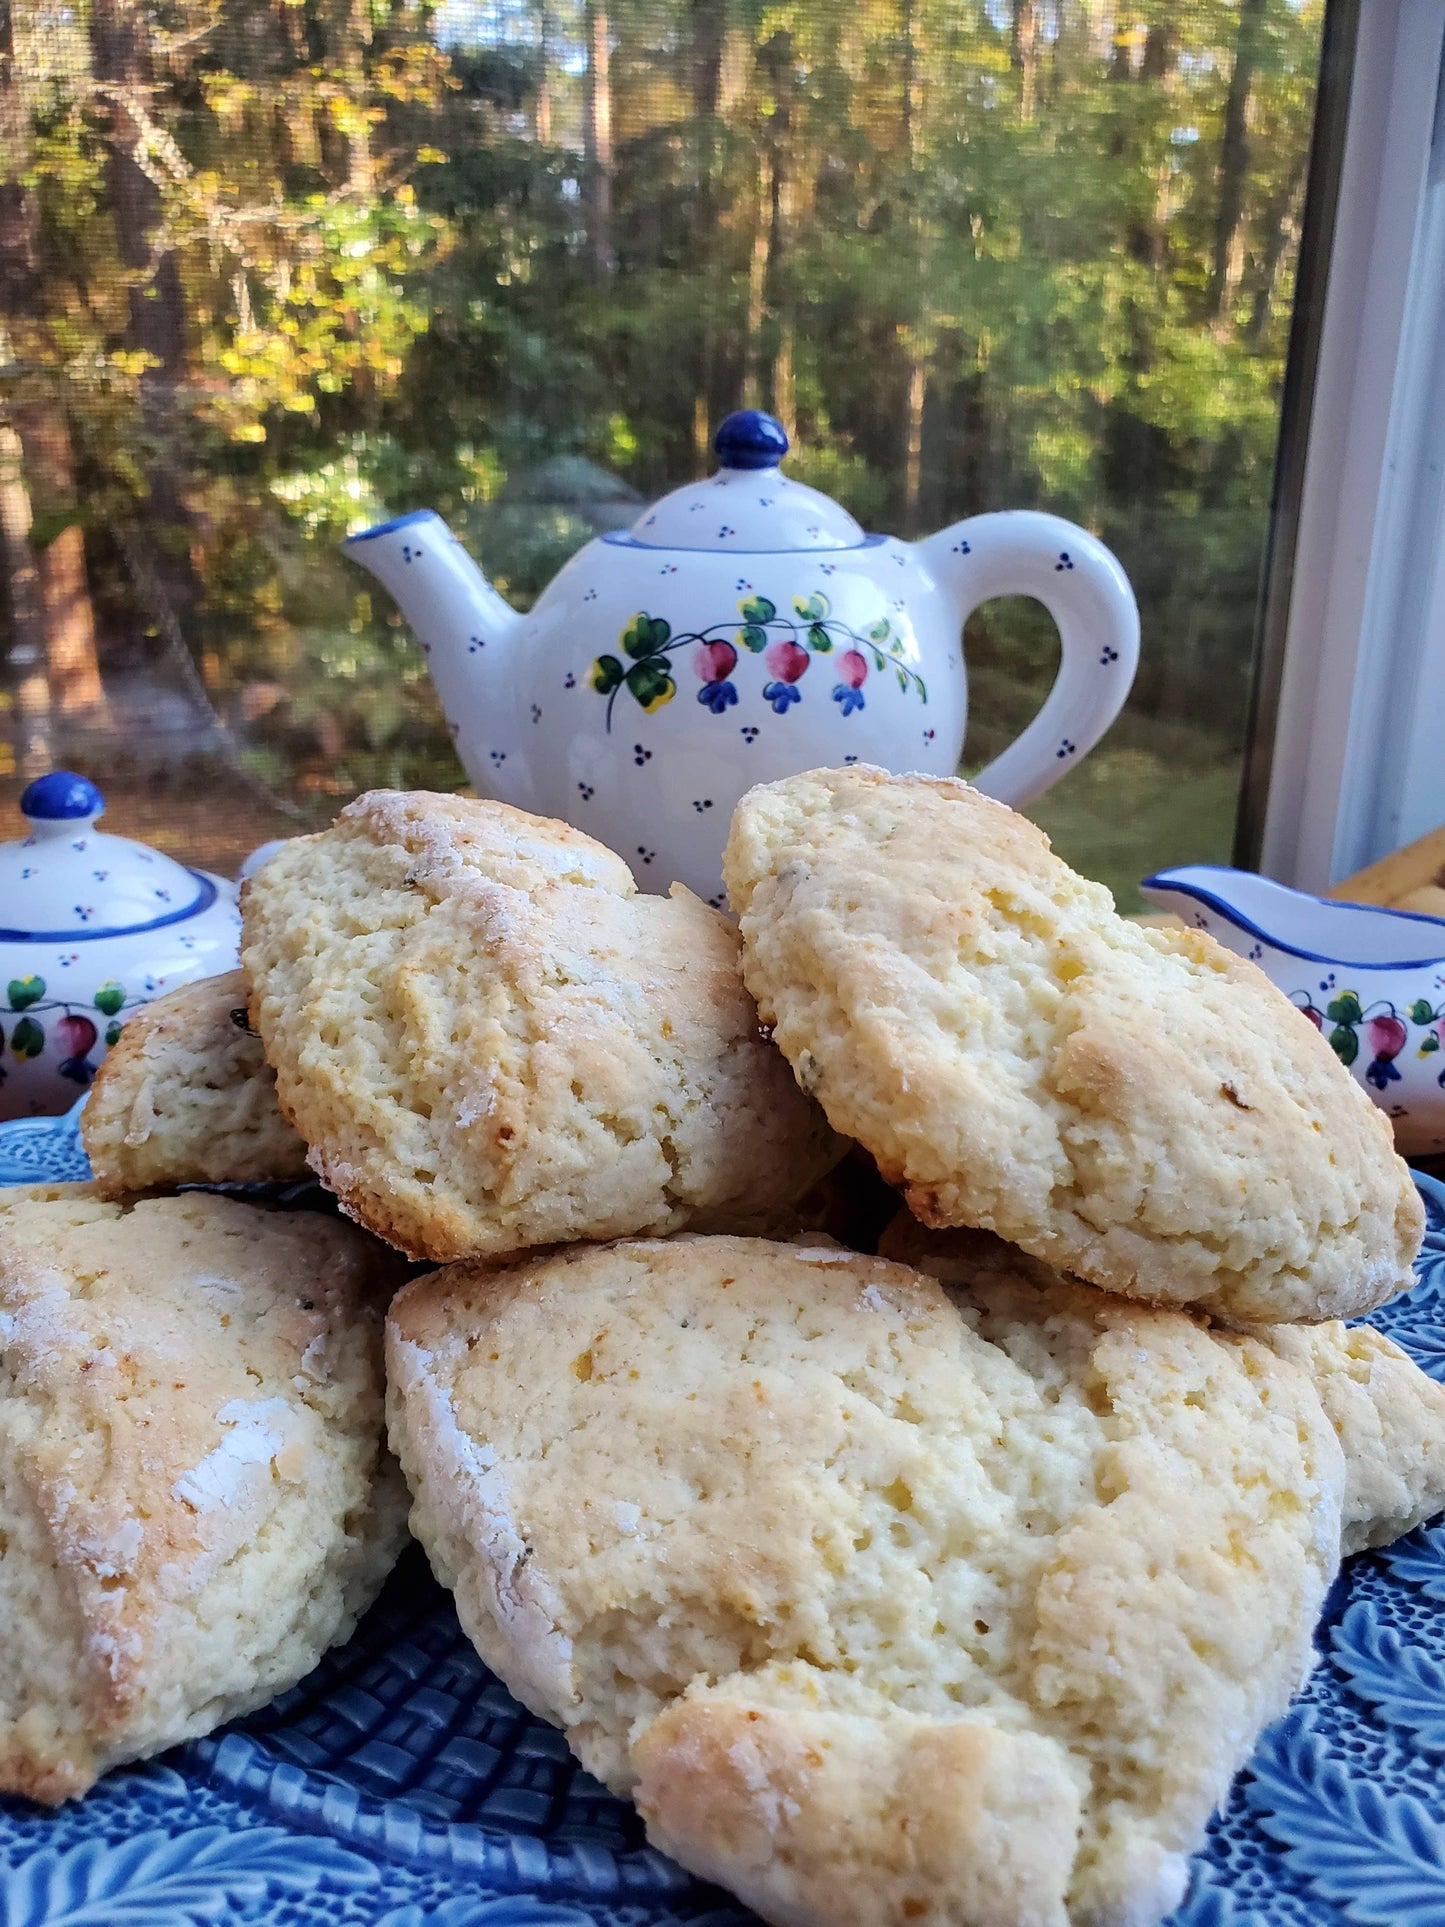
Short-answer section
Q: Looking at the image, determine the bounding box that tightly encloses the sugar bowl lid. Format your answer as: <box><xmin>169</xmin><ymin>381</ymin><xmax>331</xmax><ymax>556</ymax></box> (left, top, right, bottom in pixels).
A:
<box><xmin>0</xmin><ymin>773</ymin><xmax>218</xmax><ymax>943</ymax></box>
<box><xmin>623</xmin><ymin>411</ymin><xmax>869</xmax><ymax>553</ymax></box>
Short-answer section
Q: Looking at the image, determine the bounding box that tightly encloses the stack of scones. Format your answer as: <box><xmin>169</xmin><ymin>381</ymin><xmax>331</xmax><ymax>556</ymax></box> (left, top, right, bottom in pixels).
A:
<box><xmin>3</xmin><ymin>765</ymin><xmax>1442</xmax><ymax>1927</ymax></box>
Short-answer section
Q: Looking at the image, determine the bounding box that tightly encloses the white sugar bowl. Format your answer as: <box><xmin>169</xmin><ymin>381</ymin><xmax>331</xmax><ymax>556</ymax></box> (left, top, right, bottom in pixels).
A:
<box><xmin>0</xmin><ymin>772</ymin><xmax>241</xmax><ymax>1120</ymax></box>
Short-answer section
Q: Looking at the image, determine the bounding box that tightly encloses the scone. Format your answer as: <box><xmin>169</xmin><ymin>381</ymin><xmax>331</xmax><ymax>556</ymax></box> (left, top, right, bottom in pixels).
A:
<box><xmin>0</xmin><ymin>1183</ymin><xmax>408</xmax><ymax>1803</ymax></box>
<box><xmin>81</xmin><ymin>970</ymin><xmax>309</xmax><ymax>1196</ymax></box>
<box><xmin>242</xmin><ymin>791</ymin><xmax>839</xmax><ymax>1262</ymax></box>
<box><xmin>387</xmin><ymin>1235</ymin><xmax>1345</xmax><ymax>1927</ymax></box>
<box><xmin>724</xmin><ymin>764</ymin><xmax>1422</xmax><ymax>1323</ymax></box>
<box><xmin>879</xmin><ymin>1213</ymin><xmax>1445</xmax><ymax>1560</ymax></box>
<box><xmin>1265</xmin><ymin>1322</ymin><xmax>1445</xmax><ymax>1555</ymax></box>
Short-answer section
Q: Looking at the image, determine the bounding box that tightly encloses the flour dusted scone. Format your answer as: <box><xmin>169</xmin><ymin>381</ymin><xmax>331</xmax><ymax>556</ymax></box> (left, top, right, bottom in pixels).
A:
<box><xmin>242</xmin><ymin>791</ymin><xmax>839</xmax><ymax>1262</ymax></box>
<box><xmin>387</xmin><ymin>1234</ymin><xmax>1344</xmax><ymax>1927</ymax></box>
<box><xmin>82</xmin><ymin>970</ymin><xmax>309</xmax><ymax>1196</ymax></box>
<box><xmin>880</xmin><ymin>1212</ymin><xmax>1445</xmax><ymax>1559</ymax></box>
<box><xmin>724</xmin><ymin>765</ymin><xmax>1422</xmax><ymax>1324</ymax></box>
<box><xmin>0</xmin><ymin>1183</ymin><xmax>408</xmax><ymax>1803</ymax></box>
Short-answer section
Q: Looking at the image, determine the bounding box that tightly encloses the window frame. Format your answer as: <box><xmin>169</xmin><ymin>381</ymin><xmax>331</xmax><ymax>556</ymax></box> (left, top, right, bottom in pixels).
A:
<box><xmin>1238</xmin><ymin>0</ymin><xmax>1445</xmax><ymax>891</ymax></box>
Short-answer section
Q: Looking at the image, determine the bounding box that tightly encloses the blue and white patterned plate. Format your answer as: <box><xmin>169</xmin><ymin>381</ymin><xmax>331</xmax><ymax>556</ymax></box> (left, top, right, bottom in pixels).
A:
<box><xmin>2</xmin><ymin>1104</ymin><xmax>1445</xmax><ymax>1925</ymax></box>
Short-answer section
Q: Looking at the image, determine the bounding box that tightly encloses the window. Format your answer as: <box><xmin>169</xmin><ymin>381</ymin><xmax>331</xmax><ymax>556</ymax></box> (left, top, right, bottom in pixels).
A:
<box><xmin>1</xmin><ymin>1</ymin><xmax>1328</xmax><ymax>909</ymax></box>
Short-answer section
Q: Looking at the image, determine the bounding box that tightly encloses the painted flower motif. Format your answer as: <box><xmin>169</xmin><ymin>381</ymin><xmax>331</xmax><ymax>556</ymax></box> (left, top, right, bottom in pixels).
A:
<box><xmin>762</xmin><ymin>638</ymin><xmax>809</xmax><ymax>714</ymax></box>
<box><xmin>1365</xmin><ymin>1013</ymin><xmax>1408</xmax><ymax>1089</ymax></box>
<box><xmin>592</xmin><ymin>597</ymin><xmax>923</xmax><ymax>730</ymax></box>
<box><xmin>1323</xmin><ymin>989</ymin><xmax>1363</xmax><ymax>1066</ymax></box>
<box><xmin>764</xmin><ymin>638</ymin><xmax>808</xmax><ymax>683</ymax></box>
<box><xmin>7</xmin><ymin>1015</ymin><xmax>44</xmax><ymax>1060</ymax></box>
<box><xmin>698</xmin><ymin>680</ymin><xmax>738</xmax><ymax>714</ymax></box>
<box><xmin>592</xmin><ymin>612</ymin><xmax>677</xmax><ymax>717</ymax></box>
<box><xmin>56</xmin><ymin>1014</ymin><xmax>98</xmax><ymax>1085</ymax></box>
<box><xmin>833</xmin><ymin>648</ymin><xmax>868</xmax><ymax>715</ymax></box>
<box><xmin>694</xmin><ymin>640</ymin><xmax>738</xmax><ymax>682</ymax></box>
<box><xmin>694</xmin><ymin>639</ymin><xmax>739</xmax><ymax>714</ymax></box>
<box><xmin>7</xmin><ymin>976</ymin><xmax>45</xmax><ymax>1012</ymax></box>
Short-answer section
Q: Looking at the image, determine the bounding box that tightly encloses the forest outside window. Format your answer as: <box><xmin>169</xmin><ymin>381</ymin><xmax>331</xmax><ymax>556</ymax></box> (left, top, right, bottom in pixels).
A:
<box><xmin>0</xmin><ymin>0</ymin><xmax>1325</xmax><ymax>909</ymax></box>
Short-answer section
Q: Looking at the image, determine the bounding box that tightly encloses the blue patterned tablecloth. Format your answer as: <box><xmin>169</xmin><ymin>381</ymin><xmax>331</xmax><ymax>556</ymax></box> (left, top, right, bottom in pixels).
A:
<box><xmin>2</xmin><ymin>1103</ymin><xmax>1444</xmax><ymax>1925</ymax></box>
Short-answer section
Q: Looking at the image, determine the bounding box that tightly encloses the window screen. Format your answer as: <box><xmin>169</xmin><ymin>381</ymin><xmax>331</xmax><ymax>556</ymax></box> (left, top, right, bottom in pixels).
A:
<box><xmin>0</xmin><ymin>0</ymin><xmax>1326</xmax><ymax>907</ymax></box>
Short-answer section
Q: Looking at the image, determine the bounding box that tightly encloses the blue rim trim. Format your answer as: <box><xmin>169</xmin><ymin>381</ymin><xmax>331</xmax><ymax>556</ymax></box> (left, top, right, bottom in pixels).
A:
<box><xmin>343</xmin><ymin>509</ymin><xmax>443</xmax><ymax>544</ymax></box>
<box><xmin>0</xmin><ymin>872</ymin><xmax>220</xmax><ymax>944</ymax></box>
<box><xmin>601</xmin><ymin>529</ymin><xmax>888</xmax><ymax>554</ymax></box>
<box><xmin>1140</xmin><ymin>867</ymin><xmax>1445</xmax><ymax>970</ymax></box>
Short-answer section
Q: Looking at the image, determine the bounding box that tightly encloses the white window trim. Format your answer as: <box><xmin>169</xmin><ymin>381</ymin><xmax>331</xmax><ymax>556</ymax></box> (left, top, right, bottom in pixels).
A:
<box><xmin>1257</xmin><ymin>0</ymin><xmax>1445</xmax><ymax>892</ymax></box>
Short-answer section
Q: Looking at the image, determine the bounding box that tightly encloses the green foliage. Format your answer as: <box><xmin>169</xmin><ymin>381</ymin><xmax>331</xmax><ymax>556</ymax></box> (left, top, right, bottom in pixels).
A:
<box><xmin>624</xmin><ymin>659</ymin><xmax>676</xmax><ymax>712</ymax></box>
<box><xmin>1330</xmin><ymin>1024</ymin><xmax>1360</xmax><ymax>1068</ymax></box>
<box><xmin>0</xmin><ymin>0</ymin><xmax>1325</xmax><ymax>880</ymax></box>
<box><xmin>620</xmin><ymin>614</ymin><xmax>672</xmax><ymax>659</ymax></box>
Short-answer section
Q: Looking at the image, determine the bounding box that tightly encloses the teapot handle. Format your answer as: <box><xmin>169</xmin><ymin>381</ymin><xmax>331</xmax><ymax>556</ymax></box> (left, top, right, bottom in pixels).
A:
<box><xmin>916</xmin><ymin>510</ymin><xmax>1139</xmax><ymax>809</ymax></box>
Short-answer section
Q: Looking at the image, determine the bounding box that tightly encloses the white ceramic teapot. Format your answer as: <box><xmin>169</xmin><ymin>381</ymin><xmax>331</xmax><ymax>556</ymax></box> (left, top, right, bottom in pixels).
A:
<box><xmin>344</xmin><ymin>410</ymin><xmax>1140</xmax><ymax>904</ymax></box>
<box><xmin>0</xmin><ymin>772</ymin><xmax>241</xmax><ymax>1120</ymax></box>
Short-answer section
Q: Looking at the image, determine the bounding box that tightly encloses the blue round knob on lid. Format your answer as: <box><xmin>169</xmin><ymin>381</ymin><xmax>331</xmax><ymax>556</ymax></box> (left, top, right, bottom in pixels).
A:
<box><xmin>714</xmin><ymin>410</ymin><xmax>789</xmax><ymax>471</ymax></box>
<box><xmin>20</xmin><ymin>771</ymin><xmax>105</xmax><ymax>821</ymax></box>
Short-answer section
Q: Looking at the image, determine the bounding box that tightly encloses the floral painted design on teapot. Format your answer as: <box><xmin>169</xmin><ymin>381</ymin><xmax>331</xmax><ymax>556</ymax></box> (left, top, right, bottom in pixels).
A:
<box><xmin>345</xmin><ymin>410</ymin><xmax>1141</xmax><ymax>904</ymax></box>
<box><xmin>589</xmin><ymin>592</ymin><xmax>927</xmax><ymax>729</ymax></box>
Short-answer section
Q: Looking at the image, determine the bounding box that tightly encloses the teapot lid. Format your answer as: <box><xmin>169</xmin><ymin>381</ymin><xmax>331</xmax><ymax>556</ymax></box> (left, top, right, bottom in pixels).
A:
<box><xmin>621</xmin><ymin>412</ymin><xmax>869</xmax><ymax>553</ymax></box>
<box><xmin>0</xmin><ymin>773</ymin><xmax>219</xmax><ymax>943</ymax></box>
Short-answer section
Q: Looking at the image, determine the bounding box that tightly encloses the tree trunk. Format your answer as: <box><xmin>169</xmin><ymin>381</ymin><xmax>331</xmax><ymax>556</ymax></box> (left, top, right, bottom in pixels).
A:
<box><xmin>534</xmin><ymin>0</ymin><xmax>553</xmax><ymax>144</ymax></box>
<box><xmin>322</xmin><ymin>0</ymin><xmax>374</xmax><ymax>195</ymax></box>
<box><xmin>901</xmin><ymin>0</ymin><xmax>918</xmax><ymax>159</ymax></box>
<box><xmin>760</xmin><ymin>31</ymin><xmax>793</xmax><ymax>430</ymax></box>
<box><xmin>691</xmin><ymin>0</ymin><xmax>726</xmax><ymax>465</ymax></box>
<box><xmin>744</xmin><ymin>149</ymin><xmax>769</xmax><ymax>408</ymax></box>
<box><xmin>1011</xmin><ymin>0</ymin><xmax>1037</xmax><ymax>125</ymax></box>
<box><xmin>0</xmin><ymin>0</ymin><xmax>106</xmax><ymax>717</ymax></box>
<box><xmin>89</xmin><ymin>0</ymin><xmax>201</xmax><ymax>634</ymax></box>
<box><xmin>1209</xmin><ymin>0</ymin><xmax>1267</xmax><ymax>323</ymax></box>
<box><xmin>1246</xmin><ymin>148</ymin><xmax>1308</xmax><ymax>343</ymax></box>
<box><xmin>0</xmin><ymin>421</ymin><xmax>52</xmax><ymax>777</ymax></box>
<box><xmin>773</xmin><ymin>322</ymin><xmax>795</xmax><ymax>442</ymax></box>
<box><xmin>583</xmin><ymin>0</ymin><xmax>613</xmax><ymax>279</ymax></box>
<box><xmin>12</xmin><ymin>406</ymin><xmax>106</xmax><ymax>713</ymax></box>
<box><xmin>903</xmin><ymin>356</ymin><xmax>925</xmax><ymax>533</ymax></box>
<box><xmin>901</xmin><ymin>0</ymin><xmax>926</xmax><ymax>531</ymax></box>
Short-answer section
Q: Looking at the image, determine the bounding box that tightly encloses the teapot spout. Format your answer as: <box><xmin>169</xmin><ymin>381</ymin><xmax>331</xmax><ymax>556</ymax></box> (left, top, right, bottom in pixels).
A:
<box><xmin>342</xmin><ymin>510</ymin><xmax>523</xmax><ymax>789</ymax></box>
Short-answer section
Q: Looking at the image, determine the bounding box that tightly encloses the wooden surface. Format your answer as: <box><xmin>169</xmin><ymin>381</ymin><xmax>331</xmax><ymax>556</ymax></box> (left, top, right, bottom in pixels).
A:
<box><xmin>1328</xmin><ymin>825</ymin><xmax>1445</xmax><ymax>911</ymax></box>
<box><xmin>1134</xmin><ymin>824</ymin><xmax>1445</xmax><ymax>929</ymax></box>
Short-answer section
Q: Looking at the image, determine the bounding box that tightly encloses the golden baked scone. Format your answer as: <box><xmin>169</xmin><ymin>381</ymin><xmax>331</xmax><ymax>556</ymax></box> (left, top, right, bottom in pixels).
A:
<box><xmin>81</xmin><ymin>970</ymin><xmax>309</xmax><ymax>1196</ymax></box>
<box><xmin>1264</xmin><ymin>1323</ymin><xmax>1445</xmax><ymax>1555</ymax></box>
<box><xmin>242</xmin><ymin>791</ymin><xmax>840</xmax><ymax>1262</ymax></box>
<box><xmin>879</xmin><ymin>1212</ymin><xmax>1445</xmax><ymax>1559</ymax></box>
<box><xmin>724</xmin><ymin>764</ymin><xmax>1422</xmax><ymax>1324</ymax></box>
<box><xmin>0</xmin><ymin>1183</ymin><xmax>408</xmax><ymax>1804</ymax></box>
<box><xmin>387</xmin><ymin>1234</ymin><xmax>1344</xmax><ymax>1927</ymax></box>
